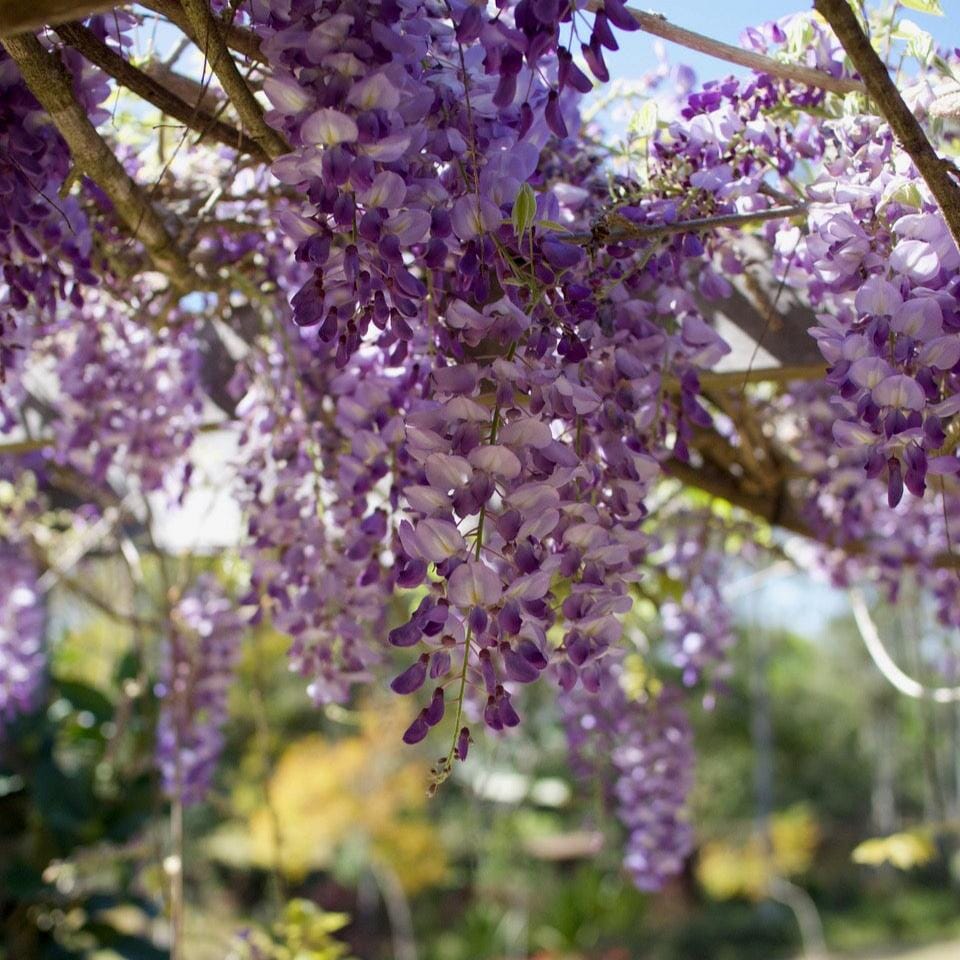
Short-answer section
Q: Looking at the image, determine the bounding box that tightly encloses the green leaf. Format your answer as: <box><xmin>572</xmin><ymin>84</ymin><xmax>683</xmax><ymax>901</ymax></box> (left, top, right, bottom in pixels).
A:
<box><xmin>511</xmin><ymin>183</ymin><xmax>536</xmax><ymax>238</ymax></box>
<box><xmin>629</xmin><ymin>99</ymin><xmax>658</xmax><ymax>140</ymax></box>
<box><xmin>893</xmin><ymin>19</ymin><xmax>936</xmax><ymax>66</ymax></box>
<box><xmin>535</xmin><ymin>219</ymin><xmax>571</xmax><ymax>234</ymax></box>
<box><xmin>901</xmin><ymin>0</ymin><xmax>943</xmax><ymax>15</ymax></box>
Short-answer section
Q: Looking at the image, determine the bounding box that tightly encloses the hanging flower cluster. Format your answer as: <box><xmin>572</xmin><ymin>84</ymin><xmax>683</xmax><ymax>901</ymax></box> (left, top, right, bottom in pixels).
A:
<box><xmin>37</xmin><ymin>292</ymin><xmax>205</xmax><ymax>491</ymax></box>
<box><xmin>155</xmin><ymin>576</ymin><xmax>245</xmax><ymax>805</ymax></box>
<box><xmin>6</xmin><ymin>0</ymin><xmax>960</xmax><ymax>894</ymax></box>
<box><xmin>0</xmin><ymin>547</ymin><xmax>44</xmax><ymax>737</ymax></box>
<box><xmin>562</xmin><ymin>653</ymin><xmax>694</xmax><ymax>890</ymax></box>
<box><xmin>775</xmin><ymin>113</ymin><xmax>960</xmax><ymax>508</ymax></box>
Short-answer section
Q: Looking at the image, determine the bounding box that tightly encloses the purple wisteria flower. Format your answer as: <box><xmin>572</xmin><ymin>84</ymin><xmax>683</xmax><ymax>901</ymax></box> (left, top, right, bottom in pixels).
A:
<box><xmin>562</xmin><ymin>654</ymin><xmax>694</xmax><ymax>891</ymax></box>
<box><xmin>0</xmin><ymin>548</ymin><xmax>44</xmax><ymax>736</ymax></box>
<box><xmin>155</xmin><ymin>576</ymin><xmax>244</xmax><ymax>805</ymax></box>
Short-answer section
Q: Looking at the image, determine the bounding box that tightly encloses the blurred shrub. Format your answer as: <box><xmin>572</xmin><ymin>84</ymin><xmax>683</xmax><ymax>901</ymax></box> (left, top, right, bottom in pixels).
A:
<box><xmin>228</xmin><ymin>899</ymin><xmax>353</xmax><ymax>960</ymax></box>
<box><xmin>696</xmin><ymin>806</ymin><xmax>819</xmax><ymax>901</ymax></box>
<box><xmin>210</xmin><ymin>698</ymin><xmax>448</xmax><ymax>894</ymax></box>
<box><xmin>852</xmin><ymin>831</ymin><xmax>937</xmax><ymax>871</ymax></box>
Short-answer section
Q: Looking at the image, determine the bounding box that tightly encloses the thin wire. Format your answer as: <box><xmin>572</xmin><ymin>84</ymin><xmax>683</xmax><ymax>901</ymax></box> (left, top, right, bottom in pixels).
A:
<box><xmin>849</xmin><ymin>588</ymin><xmax>960</xmax><ymax>704</ymax></box>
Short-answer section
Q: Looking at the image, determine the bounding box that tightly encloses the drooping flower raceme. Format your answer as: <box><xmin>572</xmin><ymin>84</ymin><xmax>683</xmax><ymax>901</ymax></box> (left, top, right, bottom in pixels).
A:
<box><xmin>156</xmin><ymin>576</ymin><xmax>244</xmax><ymax>805</ymax></box>
<box><xmin>0</xmin><ymin>548</ymin><xmax>44</xmax><ymax>736</ymax></box>
<box><xmin>562</xmin><ymin>653</ymin><xmax>695</xmax><ymax>890</ymax></box>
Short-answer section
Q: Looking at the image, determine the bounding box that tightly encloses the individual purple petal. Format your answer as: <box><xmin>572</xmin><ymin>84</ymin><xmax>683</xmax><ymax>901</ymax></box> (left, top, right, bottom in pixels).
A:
<box><xmin>414</xmin><ymin>518</ymin><xmax>467</xmax><ymax>562</ymax></box>
<box><xmin>497</xmin><ymin>692</ymin><xmax>521</xmax><ymax>727</ymax></box>
<box><xmin>887</xmin><ymin>457</ymin><xmax>904</xmax><ymax>508</ymax></box>
<box><xmin>357</xmin><ymin>171</ymin><xmax>407</xmax><ymax>209</ymax></box>
<box><xmin>448</xmin><ymin>561</ymin><xmax>502</xmax><ymax>607</ymax></box>
<box><xmin>402</xmin><ymin>712</ymin><xmax>430</xmax><ymax>744</ymax></box>
<box><xmin>391</xmin><ymin>654</ymin><xmax>429</xmax><ymax>694</ymax></box>
<box><xmin>603</xmin><ymin>0</ymin><xmax>640</xmax><ymax>30</ymax></box>
<box><xmin>301</xmin><ymin>108</ymin><xmax>359</xmax><ymax>145</ymax></box>
<box><xmin>499</xmin><ymin>417</ymin><xmax>553</xmax><ymax>448</ymax></box>
<box><xmin>919</xmin><ymin>335</ymin><xmax>960</xmax><ymax>370</ymax></box>
<box><xmin>424</xmin><ymin>453</ymin><xmax>473</xmax><ymax>490</ymax></box>
<box><xmin>455</xmin><ymin>726</ymin><xmax>471</xmax><ymax>760</ymax></box>
<box><xmin>468</xmin><ymin>444</ymin><xmax>522</xmax><ymax>479</ymax></box>
<box><xmin>423</xmin><ymin>687</ymin><xmax>445</xmax><ymax>726</ymax></box>
<box><xmin>503</xmin><ymin>647</ymin><xmax>540</xmax><ymax>683</ymax></box>
<box><xmin>872</xmin><ymin>375</ymin><xmax>926</xmax><ymax>411</ymax></box>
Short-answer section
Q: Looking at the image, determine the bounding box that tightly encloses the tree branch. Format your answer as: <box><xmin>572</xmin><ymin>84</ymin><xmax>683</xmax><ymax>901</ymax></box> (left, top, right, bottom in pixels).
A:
<box><xmin>55</xmin><ymin>20</ymin><xmax>268</xmax><ymax>160</ymax></box>
<box><xmin>178</xmin><ymin>0</ymin><xmax>288</xmax><ymax>160</ymax></box>
<box><xmin>813</xmin><ymin>0</ymin><xmax>960</xmax><ymax>253</ymax></box>
<box><xmin>142</xmin><ymin>59</ymin><xmax>225</xmax><ymax>116</ymax></box>
<box><xmin>611</xmin><ymin>5</ymin><xmax>866</xmax><ymax>97</ymax></box>
<box><xmin>561</xmin><ymin>204</ymin><xmax>807</xmax><ymax>246</ymax></box>
<box><xmin>141</xmin><ymin>0</ymin><xmax>264</xmax><ymax>63</ymax></box>
<box><xmin>0</xmin><ymin>0</ymin><xmax>114</xmax><ymax>34</ymax></box>
<box><xmin>2</xmin><ymin>31</ymin><xmax>196</xmax><ymax>287</ymax></box>
<box><xmin>695</xmin><ymin>363</ymin><xmax>828</xmax><ymax>390</ymax></box>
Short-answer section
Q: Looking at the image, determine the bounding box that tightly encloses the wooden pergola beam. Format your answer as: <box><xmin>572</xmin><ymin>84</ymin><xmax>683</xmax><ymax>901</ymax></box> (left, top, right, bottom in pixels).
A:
<box><xmin>0</xmin><ymin>0</ymin><xmax>115</xmax><ymax>34</ymax></box>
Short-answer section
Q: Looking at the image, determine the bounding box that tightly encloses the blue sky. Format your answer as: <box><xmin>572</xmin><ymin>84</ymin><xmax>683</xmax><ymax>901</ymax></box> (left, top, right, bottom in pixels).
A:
<box><xmin>602</xmin><ymin>2</ymin><xmax>960</xmax><ymax>87</ymax></box>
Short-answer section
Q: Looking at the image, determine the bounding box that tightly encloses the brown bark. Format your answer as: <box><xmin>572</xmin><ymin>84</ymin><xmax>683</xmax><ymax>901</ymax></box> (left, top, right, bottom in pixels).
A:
<box><xmin>2</xmin><ymin>31</ymin><xmax>195</xmax><ymax>287</ymax></box>
<box><xmin>0</xmin><ymin>0</ymin><xmax>115</xmax><ymax>35</ymax></box>
<box><xmin>55</xmin><ymin>20</ymin><xmax>267</xmax><ymax>159</ymax></box>
<box><xmin>814</xmin><ymin>0</ymin><xmax>960</xmax><ymax>254</ymax></box>
<box><xmin>178</xmin><ymin>0</ymin><xmax>289</xmax><ymax>159</ymax></box>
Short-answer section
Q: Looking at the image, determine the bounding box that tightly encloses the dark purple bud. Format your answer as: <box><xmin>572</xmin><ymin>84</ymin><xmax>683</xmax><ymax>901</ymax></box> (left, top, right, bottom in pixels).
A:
<box><xmin>556</xmin><ymin>661</ymin><xmax>577</xmax><ymax>691</ymax></box>
<box><xmin>566</xmin><ymin>630</ymin><xmax>590</xmax><ymax>666</ymax></box>
<box><xmin>455</xmin><ymin>726</ymin><xmax>471</xmax><ymax>761</ymax></box>
<box><xmin>425</xmin><ymin>237</ymin><xmax>449</xmax><ymax>268</ymax></box>
<box><xmin>581</xmin><ymin>40</ymin><xmax>609</xmax><ymax>83</ymax></box>
<box><xmin>389</xmin><ymin>618</ymin><xmax>422</xmax><ymax>647</ymax></box>
<box><xmin>498</xmin><ymin>692</ymin><xmax>520</xmax><ymax>727</ymax></box>
<box><xmin>517</xmin><ymin>638</ymin><xmax>548</xmax><ymax>670</ymax></box>
<box><xmin>317</xmin><ymin>310</ymin><xmax>338</xmax><ymax>342</ymax></box>
<box><xmin>503</xmin><ymin>647</ymin><xmax>539</xmax><ymax>683</ymax></box>
<box><xmin>424</xmin><ymin>687</ymin><xmax>445</xmax><ymax>726</ymax></box>
<box><xmin>394</xmin><ymin>267</ymin><xmax>427</xmax><ymax>299</ymax></box>
<box><xmin>480</xmin><ymin>648</ymin><xmax>497</xmax><ymax>693</ymax></box>
<box><xmin>517</xmin><ymin>101</ymin><xmax>534</xmax><ymax>139</ymax></box>
<box><xmin>333</xmin><ymin>193</ymin><xmax>355</xmax><ymax>226</ymax></box>
<box><xmin>545</xmin><ymin>91</ymin><xmax>568</xmax><ymax>139</ymax></box>
<box><xmin>542</xmin><ymin>238</ymin><xmax>583</xmax><ymax>269</ymax></box>
<box><xmin>456</xmin><ymin>4</ymin><xmax>484</xmax><ymax>43</ymax></box>
<box><xmin>493</xmin><ymin>72</ymin><xmax>517</xmax><ymax>108</ymax></box>
<box><xmin>904</xmin><ymin>444</ymin><xmax>927</xmax><ymax>497</ymax></box>
<box><xmin>580</xmin><ymin>663</ymin><xmax>601</xmax><ymax>693</ymax></box>
<box><xmin>558</xmin><ymin>47</ymin><xmax>593</xmax><ymax>94</ymax></box>
<box><xmin>592</xmin><ymin>12</ymin><xmax>619</xmax><ymax>50</ymax></box>
<box><xmin>887</xmin><ymin>457</ymin><xmax>904</xmax><ymax>508</ymax></box>
<box><xmin>397</xmin><ymin>557</ymin><xmax>428</xmax><ymax>588</ymax></box>
<box><xmin>469</xmin><ymin>605</ymin><xmax>489</xmax><ymax>635</ymax></box>
<box><xmin>499</xmin><ymin>601</ymin><xmax>522</xmax><ymax>635</ymax></box>
<box><xmin>603</xmin><ymin>0</ymin><xmax>639</xmax><ymax>30</ymax></box>
<box><xmin>484</xmin><ymin>696</ymin><xmax>503</xmax><ymax>730</ymax></box>
<box><xmin>865</xmin><ymin>450</ymin><xmax>885</xmax><ymax>480</ymax></box>
<box><xmin>431</xmin><ymin>207</ymin><xmax>452</xmax><ymax>238</ymax></box>
<box><xmin>496</xmin><ymin>509</ymin><xmax>522</xmax><ymax>542</ymax></box>
<box><xmin>430</xmin><ymin>651</ymin><xmax>452</xmax><ymax>679</ymax></box>
<box><xmin>391</xmin><ymin>654</ymin><xmax>429</xmax><ymax>694</ymax></box>
<box><xmin>925</xmin><ymin>416</ymin><xmax>946</xmax><ymax>447</ymax></box>
<box><xmin>883</xmin><ymin>408</ymin><xmax>907</xmax><ymax>438</ymax></box>
<box><xmin>402</xmin><ymin>712</ymin><xmax>430</xmax><ymax>744</ymax></box>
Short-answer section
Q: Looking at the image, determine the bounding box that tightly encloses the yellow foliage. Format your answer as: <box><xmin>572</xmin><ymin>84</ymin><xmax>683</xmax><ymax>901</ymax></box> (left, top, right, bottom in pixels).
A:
<box><xmin>697</xmin><ymin>807</ymin><xmax>820</xmax><ymax>902</ymax></box>
<box><xmin>619</xmin><ymin>652</ymin><xmax>662</xmax><ymax>702</ymax></box>
<box><xmin>241</xmin><ymin>699</ymin><xmax>447</xmax><ymax>894</ymax></box>
<box><xmin>229</xmin><ymin>899</ymin><xmax>353</xmax><ymax>960</ymax></box>
<box><xmin>852</xmin><ymin>831</ymin><xmax>937</xmax><ymax>870</ymax></box>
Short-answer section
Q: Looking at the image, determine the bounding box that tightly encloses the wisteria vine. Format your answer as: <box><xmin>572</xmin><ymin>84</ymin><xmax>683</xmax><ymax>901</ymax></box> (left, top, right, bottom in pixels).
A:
<box><xmin>3</xmin><ymin>0</ymin><xmax>960</xmax><ymax>893</ymax></box>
